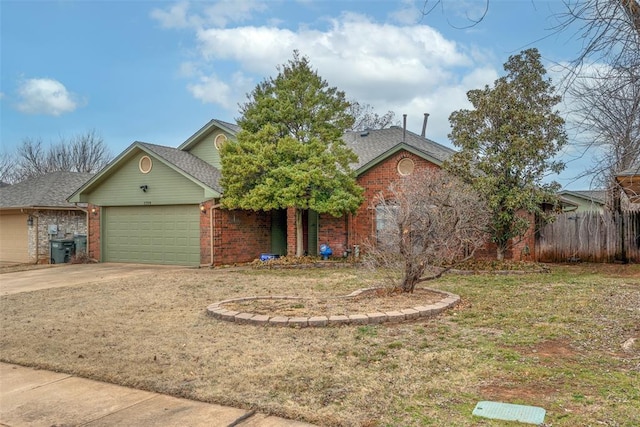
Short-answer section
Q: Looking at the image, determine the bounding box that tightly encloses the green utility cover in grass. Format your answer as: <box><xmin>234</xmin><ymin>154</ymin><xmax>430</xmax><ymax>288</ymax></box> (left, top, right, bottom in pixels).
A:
<box><xmin>473</xmin><ymin>401</ymin><xmax>546</xmax><ymax>424</ymax></box>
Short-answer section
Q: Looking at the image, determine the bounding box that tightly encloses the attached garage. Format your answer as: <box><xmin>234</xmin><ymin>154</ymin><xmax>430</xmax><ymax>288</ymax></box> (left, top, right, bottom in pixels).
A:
<box><xmin>103</xmin><ymin>205</ymin><xmax>200</xmax><ymax>266</ymax></box>
<box><xmin>0</xmin><ymin>212</ymin><xmax>30</xmax><ymax>264</ymax></box>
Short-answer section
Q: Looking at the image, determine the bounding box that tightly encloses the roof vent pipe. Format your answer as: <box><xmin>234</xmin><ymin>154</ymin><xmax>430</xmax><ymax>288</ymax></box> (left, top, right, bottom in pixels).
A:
<box><xmin>421</xmin><ymin>113</ymin><xmax>430</xmax><ymax>137</ymax></box>
<box><xmin>403</xmin><ymin>114</ymin><xmax>407</xmax><ymax>142</ymax></box>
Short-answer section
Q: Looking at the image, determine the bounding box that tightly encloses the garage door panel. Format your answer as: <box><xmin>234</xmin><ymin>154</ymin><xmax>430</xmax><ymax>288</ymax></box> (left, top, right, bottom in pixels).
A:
<box><xmin>104</xmin><ymin>205</ymin><xmax>200</xmax><ymax>266</ymax></box>
<box><xmin>0</xmin><ymin>213</ymin><xmax>30</xmax><ymax>263</ymax></box>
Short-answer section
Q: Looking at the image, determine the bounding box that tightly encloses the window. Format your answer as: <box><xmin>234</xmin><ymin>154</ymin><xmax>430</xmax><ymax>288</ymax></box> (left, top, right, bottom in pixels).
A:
<box><xmin>397</xmin><ymin>157</ymin><xmax>415</xmax><ymax>176</ymax></box>
<box><xmin>139</xmin><ymin>156</ymin><xmax>152</xmax><ymax>174</ymax></box>
<box><xmin>376</xmin><ymin>204</ymin><xmax>399</xmax><ymax>245</ymax></box>
<box><xmin>214</xmin><ymin>134</ymin><xmax>227</xmax><ymax>150</ymax></box>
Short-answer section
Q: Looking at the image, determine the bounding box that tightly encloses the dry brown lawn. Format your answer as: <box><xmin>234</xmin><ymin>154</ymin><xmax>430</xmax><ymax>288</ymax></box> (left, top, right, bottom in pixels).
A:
<box><xmin>1</xmin><ymin>264</ymin><xmax>639</xmax><ymax>426</ymax></box>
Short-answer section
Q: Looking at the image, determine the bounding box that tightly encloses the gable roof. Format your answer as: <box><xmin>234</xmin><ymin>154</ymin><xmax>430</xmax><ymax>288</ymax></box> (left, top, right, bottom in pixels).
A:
<box><xmin>178</xmin><ymin>118</ymin><xmax>241</xmax><ymax>151</ymax></box>
<box><xmin>138</xmin><ymin>142</ymin><xmax>223</xmax><ymax>193</ymax></box>
<box><xmin>0</xmin><ymin>171</ymin><xmax>94</xmax><ymax>209</ymax></box>
<box><xmin>68</xmin><ymin>141</ymin><xmax>223</xmax><ymax>203</ymax></box>
<box><xmin>558</xmin><ymin>189</ymin><xmax>607</xmax><ymax>206</ymax></box>
<box><xmin>69</xmin><ymin>119</ymin><xmax>456</xmax><ymax>203</ymax></box>
<box><xmin>343</xmin><ymin>126</ymin><xmax>455</xmax><ymax>173</ymax></box>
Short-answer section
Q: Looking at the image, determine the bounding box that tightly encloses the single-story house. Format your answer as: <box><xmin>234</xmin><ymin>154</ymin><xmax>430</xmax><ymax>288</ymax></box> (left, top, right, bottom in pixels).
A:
<box><xmin>68</xmin><ymin>118</ymin><xmax>536</xmax><ymax>266</ymax></box>
<box><xmin>0</xmin><ymin>171</ymin><xmax>93</xmax><ymax>264</ymax></box>
<box><xmin>557</xmin><ymin>189</ymin><xmax>606</xmax><ymax>213</ymax></box>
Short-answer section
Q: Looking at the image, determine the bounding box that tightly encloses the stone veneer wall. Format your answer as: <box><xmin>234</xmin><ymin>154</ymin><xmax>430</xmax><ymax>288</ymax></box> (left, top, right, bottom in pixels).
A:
<box><xmin>29</xmin><ymin>209</ymin><xmax>87</xmax><ymax>264</ymax></box>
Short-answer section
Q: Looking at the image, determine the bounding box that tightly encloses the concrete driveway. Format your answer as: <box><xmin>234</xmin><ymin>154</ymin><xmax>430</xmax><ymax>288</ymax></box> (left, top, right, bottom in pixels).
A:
<box><xmin>0</xmin><ymin>263</ymin><xmax>186</xmax><ymax>295</ymax></box>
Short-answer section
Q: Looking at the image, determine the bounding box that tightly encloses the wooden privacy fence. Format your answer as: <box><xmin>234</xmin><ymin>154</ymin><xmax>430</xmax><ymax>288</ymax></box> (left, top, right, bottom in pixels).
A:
<box><xmin>536</xmin><ymin>211</ymin><xmax>640</xmax><ymax>263</ymax></box>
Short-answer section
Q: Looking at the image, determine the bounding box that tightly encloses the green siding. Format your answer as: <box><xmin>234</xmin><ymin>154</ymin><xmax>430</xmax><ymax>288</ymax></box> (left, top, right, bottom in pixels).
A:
<box><xmin>103</xmin><ymin>205</ymin><xmax>200</xmax><ymax>266</ymax></box>
<box><xmin>187</xmin><ymin>130</ymin><xmax>229</xmax><ymax>168</ymax></box>
<box><xmin>561</xmin><ymin>194</ymin><xmax>604</xmax><ymax>213</ymax></box>
<box><xmin>87</xmin><ymin>152</ymin><xmax>205</xmax><ymax>206</ymax></box>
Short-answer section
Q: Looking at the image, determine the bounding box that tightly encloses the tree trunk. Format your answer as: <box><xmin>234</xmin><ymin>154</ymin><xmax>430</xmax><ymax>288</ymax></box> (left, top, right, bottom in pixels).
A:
<box><xmin>295</xmin><ymin>208</ymin><xmax>304</xmax><ymax>257</ymax></box>
<box><xmin>496</xmin><ymin>245</ymin><xmax>505</xmax><ymax>261</ymax></box>
<box><xmin>399</xmin><ymin>262</ymin><xmax>426</xmax><ymax>293</ymax></box>
<box><xmin>613</xmin><ymin>187</ymin><xmax>628</xmax><ymax>263</ymax></box>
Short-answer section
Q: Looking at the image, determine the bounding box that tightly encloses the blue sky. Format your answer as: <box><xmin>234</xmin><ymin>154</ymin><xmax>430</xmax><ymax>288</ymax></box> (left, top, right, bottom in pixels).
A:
<box><xmin>1</xmin><ymin>0</ymin><xmax>593</xmax><ymax>188</ymax></box>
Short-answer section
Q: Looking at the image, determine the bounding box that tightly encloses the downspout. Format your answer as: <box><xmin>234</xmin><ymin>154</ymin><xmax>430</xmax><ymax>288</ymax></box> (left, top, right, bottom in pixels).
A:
<box><xmin>34</xmin><ymin>212</ymin><xmax>39</xmax><ymax>263</ymax></box>
<box><xmin>210</xmin><ymin>203</ymin><xmax>214</xmax><ymax>267</ymax></box>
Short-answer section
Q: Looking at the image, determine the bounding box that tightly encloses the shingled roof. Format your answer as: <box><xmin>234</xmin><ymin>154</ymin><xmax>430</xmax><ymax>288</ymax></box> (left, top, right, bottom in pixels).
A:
<box><xmin>343</xmin><ymin>126</ymin><xmax>455</xmax><ymax>172</ymax></box>
<box><xmin>0</xmin><ymin>171</ymin><xmax>94</xmax><ymax>209</ymax></box>
<box><xmin>558</xmin><ymin>189</ymin><xmax>607</xmax><ymax>205</ymax></box>
<box><xmin>138</xmin><ymin>142</ymin><xmax>223</xmax><ymax>193</ymax></box>
<box><xmin>617</xmin><ymin>161</ymin><xmax>640</xmax><ymax>176</ymax></box>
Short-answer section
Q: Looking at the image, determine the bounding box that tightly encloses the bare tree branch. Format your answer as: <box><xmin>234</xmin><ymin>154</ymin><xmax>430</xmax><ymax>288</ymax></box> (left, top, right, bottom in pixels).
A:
<box><xmin>362</xmin><ymin>169</ymin><xmax>490</xmax><ymax>293</ymax></box>
<box><xmin>11</xmin><ymin>130</ymin><xmax>112</xmax><ymax>182</ymax></box>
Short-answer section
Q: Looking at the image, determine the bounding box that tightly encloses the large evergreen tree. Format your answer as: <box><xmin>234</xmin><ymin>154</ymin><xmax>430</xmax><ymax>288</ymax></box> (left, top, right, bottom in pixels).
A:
<box><xmin>446</xmin><ymin>48</ymin><xmax>567</xmax><ymax>260</ymax></box>
<box><xmin>220</xmin><ymin>51</ymin><xmax>364</xmax><ymax>256</ymax></box>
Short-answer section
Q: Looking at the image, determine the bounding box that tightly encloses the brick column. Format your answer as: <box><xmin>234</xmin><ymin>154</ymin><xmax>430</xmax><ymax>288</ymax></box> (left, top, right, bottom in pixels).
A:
<box><xmin>87</xmin><ymin>204</ymin><xmax>101</xmax><ymax>261</ymax></box>
<box><xmin>286</xmin><ymin>207</ymin><xmax>297</xmax><ymax>256</ymax></box>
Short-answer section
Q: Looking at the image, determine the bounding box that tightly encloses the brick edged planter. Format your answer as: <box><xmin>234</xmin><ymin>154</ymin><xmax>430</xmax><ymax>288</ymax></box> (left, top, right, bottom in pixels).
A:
<box><xmin>206</xmin><ymin>287</ymin><xmax>460</xmax><ymax>327</ymax></box>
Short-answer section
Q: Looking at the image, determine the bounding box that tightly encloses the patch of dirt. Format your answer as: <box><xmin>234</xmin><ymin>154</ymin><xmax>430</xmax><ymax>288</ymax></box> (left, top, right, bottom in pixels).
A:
<box><xmin>480</xmin><ymin>383</ymin><xmax>558</xmax><ymax>402</ymax></box>
<box><xmin>221</xmin><ymin>288</ymin><xmax>446</xmax><ymax>317</ymax></box>
<box><xmin>510</xmin><ymin>339</ymin><xmax>580</xmax><ymax>368</ymax></box>
<box><xmin>530</xmin><ymin>339</ymin><xmax>578</xmax><ymax>358</ymax></box>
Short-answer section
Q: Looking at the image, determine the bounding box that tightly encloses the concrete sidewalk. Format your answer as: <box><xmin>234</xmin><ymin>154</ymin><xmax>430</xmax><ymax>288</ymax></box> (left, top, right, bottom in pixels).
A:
<box><xmin>0</xmin><ymin>363</ymin><xmax>317</xmax><ymax>427</ymax></box>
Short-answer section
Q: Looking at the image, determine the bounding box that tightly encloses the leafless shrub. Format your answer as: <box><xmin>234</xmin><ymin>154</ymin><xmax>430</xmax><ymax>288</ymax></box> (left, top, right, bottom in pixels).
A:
<box><xmin>362</xmin><ymin>168</ymin><xmax>490</xmax><ymax>293</ymax></box>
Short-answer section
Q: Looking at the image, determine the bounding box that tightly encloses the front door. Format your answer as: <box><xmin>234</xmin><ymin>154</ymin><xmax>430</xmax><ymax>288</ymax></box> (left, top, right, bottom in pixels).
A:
<box><xmin>305</xmin><ymin>210</ymin><xmax>319</xmax><ymax>256</ymax></box>
<box><xmin>270</xmin><ymin>209</ymin><xmax>287</xmax><ymax>256</ymax></box>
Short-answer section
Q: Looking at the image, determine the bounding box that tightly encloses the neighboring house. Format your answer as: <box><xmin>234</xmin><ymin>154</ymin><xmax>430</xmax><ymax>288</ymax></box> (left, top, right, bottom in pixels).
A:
<box><xmin>557</xmin><ymin>190</ymin><xmax>607</xmax><ymax>213</ymax></box>
<box><xmin>616</xmin><ymin>162</ymin><xmax>640</xmax><ymax>205</ymax></box>
<box><xmin>0</xmin><ymin>171</ymin><xmax>93</xmax><ymax>264</ymax></box>
<box><xmin>69</xmin><ymin>118</ymin><xmax>535</xmax><ymax>266</ymax></box>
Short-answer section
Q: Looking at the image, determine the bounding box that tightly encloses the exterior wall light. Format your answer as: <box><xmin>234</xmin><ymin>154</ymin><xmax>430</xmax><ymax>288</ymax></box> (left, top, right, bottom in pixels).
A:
<box><xmin>200</xmin><ymin>204</ymin><xmax>207</xmax><ymax>214</ymax></box>
<box><xmin>27</xmin><ymin>216</ymin><xmax>34</xmax><ymax>226</ymax></box>
<box><xmin>91</xmin><ymin>207</ymin><xmax>98</xmax><ymax>215</ymax></box>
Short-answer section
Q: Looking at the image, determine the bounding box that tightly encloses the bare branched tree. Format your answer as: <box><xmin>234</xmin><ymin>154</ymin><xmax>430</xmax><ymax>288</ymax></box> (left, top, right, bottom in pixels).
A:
<box><xmin>0</xmin><ymin>151</ymin><xmax>17</xmax><ymax>185</ymax></box>
<box><xmin>348</xmin><ymin>101</ymin><xmax>398</xmax><ymax>131</ymax></box>
<box><xmin>569</xmin><ymin>67</ymin><xmax>640</xmax><ymax>211</ymax></box>
<box><xmin>11</xmin><ymin>130</ymin><xmax>111</xmax><ymax>183</ymax></box>
<box><xmin>362</xmin><ymin>169</ymin><xmax>489</xmax><ymax>293</ymax></box>
<box><xmin>554</xmin><ymin>0</ymin><xmax>640</xmax><ymax>74</ymax></box>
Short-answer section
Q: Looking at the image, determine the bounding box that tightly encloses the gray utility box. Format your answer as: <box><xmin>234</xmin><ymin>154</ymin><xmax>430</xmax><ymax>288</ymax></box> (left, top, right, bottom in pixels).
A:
<box><xmin>50</xmin><ymin>239</ymin><xmax>75</xmax><ymax>264</ymax></box>
<box><xmin>74</xmin><ymin>234</ymin><xmax>87</xmax><ymax>255</ymax></box>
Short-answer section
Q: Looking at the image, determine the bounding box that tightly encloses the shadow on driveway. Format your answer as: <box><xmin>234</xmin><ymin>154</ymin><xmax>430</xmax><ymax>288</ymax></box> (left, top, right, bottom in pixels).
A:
<box><xmin>0</xmin><ymin>263</ymin><xmax>187</xmax><ymax>295</ymax></box>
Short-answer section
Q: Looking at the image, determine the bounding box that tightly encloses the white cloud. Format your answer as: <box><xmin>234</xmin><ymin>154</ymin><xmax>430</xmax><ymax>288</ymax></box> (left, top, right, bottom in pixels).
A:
<box><xmin>187</xmin><ymin>74</ymin><xmax>235</xmax><ymax>109</ymax></box>
<box><xmin>16</xmin><ymin>78</ymin><xmax>78</xmax><ymax>116</ymax></box>
<box><xmin>202</xmin><ymin>0</ymin><xmax>267</xmax><ymax>28</ymax></box>
<box><xmin>150</xmin><ymin>1</ymin><xmax>201</xmax><ymax>29</ymax></box>
<box><xmin>151</xmin><ymin>0</ymin><xmax>266</xmax><ymax>29</ymax></box>
<box><xmin>155</xmin><ymin>2</ymin><xmax>500</xmax><ymax>142</ymax></box>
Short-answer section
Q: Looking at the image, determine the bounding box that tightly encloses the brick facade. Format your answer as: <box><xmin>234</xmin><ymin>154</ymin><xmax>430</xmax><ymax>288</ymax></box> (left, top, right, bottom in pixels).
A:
<box><xmin>351</xmin><ymin>151</ymin><xmax>440</xmax><ymax>250</ymax></box>
<box><xmin>87</xmin><ymin>204</ymin><xmax>101</xmax><ymax>262</ymax></box>
<box><xmin>85</xmin><ymin>149</ymin><xmax>538</xmax><ymax>266</ymax></box>
<box><xmin>210</xmin><ymin>206</ymin><xmax>271</xmax><ymax>265</ymax></box>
